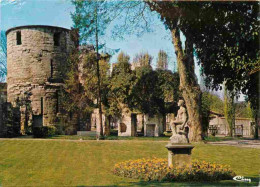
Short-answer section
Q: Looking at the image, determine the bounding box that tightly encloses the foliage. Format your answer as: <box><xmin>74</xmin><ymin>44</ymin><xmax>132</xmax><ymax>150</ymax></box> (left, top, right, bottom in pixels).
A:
<box><xmin>71</xmin><ymin>0</ymin><xmax>115</xmax><ymax>137</ymax></box>
<box><xmin>176</xmin><ymin>2</ymin><xmax>259</xmax><ymax>137</ymax></box>
<box><xmin>129</xmin><ymin>68</ymin><xmax>180</xmax><ymax>116</ymax></box>
<box><xmin>235</xmin><ymin>101</ymin><xmax>254</xmax><ymax>118</ymax></box>
<box><xmin>1</xmin><ymin>105</ymin><xmax>20</xmax><ymax>138</ymax></box>
<box><xmin>146</xmin><ymin>2</ymin><xmax>204</xmax><ymax>141</ymax></box>
<box><xmin>189</xmin><ymin>2</ymin><xmax>259</xmax><ymax>93</ymax></box>
<box><xmin>207</xmin><ymin>92</ymin><xmax>224</xmax><ymax>114</ymax></box>
<box><xmin>129</xmin><ymin>67</ymin><xmax>163</xmax><ymax>115</ymax></box>
<box><xmin>146</xmin><ymin>1</ymin><xmax>259</xmax><ymax>98</ymax></box>
<box><xmin>33</xmin><ymin>126</ymin><xmax>56</xmax><ymax>138</ymax></box>
<box><xmin>156</xmin><ymin>70</ymin><xmax>179</xmax><ymax>104</ymax></box>
<box><xmin>108</xmin><ymin>52</ymin><xmax>179</xmax><ymax>117</ymax></box>
<box><xmin>0</xmin><ymin>31</ymin><xmax>7</xmax><ymax>82</ymax></box>
<box><xmin>133</xmin><ymin>52</ymin><xmax>153</xmax><ymax>68</ymax></box>
<box><xmin>62</xmin><ymin>48</ymin><xmax>110</xmax><ymax>135</ymax></box>
<box><xmin>108</xmin><ymin>52</ymin><xmax>135</xmax><ymax>117</ymax></box>
<box><xmin>245</xmin><ymin>72</ymin><xmax>259</xmax><ymax>139</ymax></box>
<box><xmin>156</xmin><ymin>50</ymin><xmax>168</xmax><ymax>70</ymax></box>
<box><xmin>113</xmin><ymin>158</ymin><xmax>235</xmax><ymax>182</ymax></box>
<box><xmin>71</xmin><ymin>1</ymin><xmax>259</xmax><ymax>141</ymax></box>
<box><xmin>62</xmin><ymin>50</ymin><xmax>90</xmax><ymax>114</ymax></box>
<box><xmin>81</xmin><ymin>52</ymin><xmax>110</xmax><ymax>104</ymax></box>
<box><xmin>109</xmin><ymin>1</ymin><xmax>156</xmax><ymax>38</ymax></box>
<box><xmin>201</xmin><ymin>92</ymin><xmax>211</xmax><ymax>135</ymax></box>
<box><xmin>224</xmin><ymin>88</ymin><xmax>236</xmax><ymax>137</ymax></box>
<box><xmin>71</xmin><ymin>0</ymin><xmax>111</xmax><ymax>47</ymax></box>
<box><xmin>63</xmin><ymin>48</ymin><xmax>110</xmax><ymax>110</ymax></box>
<box><xmin>146</xmin><ymin>1</ymin><xmax>260</xmax><ymax>141</ymax></box>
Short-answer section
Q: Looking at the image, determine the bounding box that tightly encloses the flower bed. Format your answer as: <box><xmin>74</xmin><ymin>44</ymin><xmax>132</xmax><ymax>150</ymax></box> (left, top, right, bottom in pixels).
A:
<box><xmin>113</xmin><ymin>158</ymin><xmax>235</xmax><ymax>182</ymax></box>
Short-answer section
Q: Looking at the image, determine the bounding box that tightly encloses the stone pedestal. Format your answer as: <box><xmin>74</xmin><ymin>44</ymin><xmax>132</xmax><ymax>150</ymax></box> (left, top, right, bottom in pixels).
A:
<box><xmin>170</xmin><ymin>134</ymin><xmax>189</xmax><ymax>144</ymax></box>
<box><xmin>165</xmin><ymin>144</ymin><xmax>194</xmax><ymax>168</ymax></box>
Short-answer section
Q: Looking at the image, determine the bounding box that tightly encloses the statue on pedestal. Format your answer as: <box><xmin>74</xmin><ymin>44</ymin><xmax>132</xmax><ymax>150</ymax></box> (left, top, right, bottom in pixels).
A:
<box><xmin>170</xmin><ymin>99</ymin><xmax>189</xmax><ymax>143</ymax></box>
<box><xmin>166</xmin><ymin>99</ymin><xmax>194</xmax><ymax>168</ymax></box>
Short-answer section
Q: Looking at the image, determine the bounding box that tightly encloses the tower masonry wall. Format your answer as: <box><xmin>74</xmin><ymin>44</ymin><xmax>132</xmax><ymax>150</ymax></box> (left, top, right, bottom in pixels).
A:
<box><xmin>6</xmin><ymin>25</ymin><xmax>74</xmax><ymax>130</ymax></box>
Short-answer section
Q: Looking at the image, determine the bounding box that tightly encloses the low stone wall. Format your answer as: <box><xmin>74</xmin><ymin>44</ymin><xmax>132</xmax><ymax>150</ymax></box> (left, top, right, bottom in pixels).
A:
<box><xmin>0</xmin><ymin>83</ymin><xmax>7</xmax><ymax>136</ymax></box>
<box><xmin>91</xmin><ymin>108</ymin><xmax>110</xmax><ymax>135</ymax></box>
<box><xmin>0</xmin><ymin>102</ymin><xmax>21</xmax><ymax>137</ymax></box>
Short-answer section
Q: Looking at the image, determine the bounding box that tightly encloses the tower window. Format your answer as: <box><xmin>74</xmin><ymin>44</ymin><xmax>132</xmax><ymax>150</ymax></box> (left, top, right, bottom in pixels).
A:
<box><xmin>41</xmin><ymin>97</ymin><xmax>43</xmax><ymax>115</ymax></box>
<box><xmin>54</xmin><ymin>33</ymin><xmax>60</xmax><ymax>46</ymax></box>
<box><xmin>56</xmin><ymin>91</ymin><xmax>59</xmax><ymax>113</ymax></box>
<box><xmin>50</xmin><ymin>59</ymin><xmax>53</xmax><ymax>78</ymax></box>
<box><xmin>16</xmin><ymin>31</ymin><xmax>22</xmax><ymax>45</ymax></box>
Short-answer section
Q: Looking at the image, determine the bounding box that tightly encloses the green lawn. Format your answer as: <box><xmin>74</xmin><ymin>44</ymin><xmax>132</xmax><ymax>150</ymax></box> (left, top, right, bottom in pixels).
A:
<box><xmin>0</xmin><ymin>140</ymin><xmax>259</xmax><ymax>186</ymax></box>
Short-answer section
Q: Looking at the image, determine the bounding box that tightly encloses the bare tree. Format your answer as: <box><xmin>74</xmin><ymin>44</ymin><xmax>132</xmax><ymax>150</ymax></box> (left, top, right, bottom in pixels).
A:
<box><xmin>133</xmin><ymin>52</ymin><xmax>153</xmax><ymax>68</ymax></box>
<box><xmin>156</xmin><ymin>50</ymin><xmax>168</xmax><ymax>70</ymax></box>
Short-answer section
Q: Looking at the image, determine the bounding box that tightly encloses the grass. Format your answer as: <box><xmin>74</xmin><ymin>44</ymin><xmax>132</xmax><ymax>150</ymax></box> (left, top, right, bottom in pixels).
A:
<box><xmin>14</xmin><ymin>129</ymin><xmax>171</xmax><ymax>141</ymax></box>
<box><xmin>14</xmin><ymin>134</ymin><xmax>171</xmax><ymax>141</ymax></box>
<box><xmin>14</xmin><ymin>130</ymin><xmax>251</xmax><ymax>142</ymax></box>
<box><xmin>0</xmin><ymin>139</ymin><xmax>259</xmax><ymax>186</ymax></box>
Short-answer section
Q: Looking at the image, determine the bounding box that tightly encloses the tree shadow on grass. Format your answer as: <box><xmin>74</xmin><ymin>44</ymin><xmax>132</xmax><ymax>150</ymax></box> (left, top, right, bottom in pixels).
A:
<box><xmin>112</xmin><ymin>176</ymin><xmax>259</xmax><ymax>187</ymax></box>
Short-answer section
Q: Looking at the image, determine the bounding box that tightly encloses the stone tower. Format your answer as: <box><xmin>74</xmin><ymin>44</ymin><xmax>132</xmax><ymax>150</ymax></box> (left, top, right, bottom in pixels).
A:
<box><xmin>6</xmin><ymin>25</ymin><xmax>75</xmax><ymax>133</ymax></box>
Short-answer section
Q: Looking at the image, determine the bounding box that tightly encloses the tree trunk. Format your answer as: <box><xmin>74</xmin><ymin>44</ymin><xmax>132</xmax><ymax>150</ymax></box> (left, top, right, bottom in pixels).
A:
<box><xmin>171</xmin><ymin>28</ymin><xmax>203</xmax><ymax>142</ymax></box>
<box><xmin>254</xmin><ymin>115</ymin><xmax>259</xmax><ymax>139</ymax></box>
<box><xmin>95</xmin><ymin>4</ymin><xmax>104</xmax><ymax>139</ymax></box>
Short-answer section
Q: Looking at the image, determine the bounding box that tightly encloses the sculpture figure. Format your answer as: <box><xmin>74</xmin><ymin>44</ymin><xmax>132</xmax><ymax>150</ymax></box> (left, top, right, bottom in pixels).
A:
<box><xmin>170</xmin><ymin>99</ymin><xmax>189</xmax><ymax>143</ymax></box>
<box><xmin>166</xmin><ymin>99</ymin><xmax>194</xmax><ymax>169</ymax></box>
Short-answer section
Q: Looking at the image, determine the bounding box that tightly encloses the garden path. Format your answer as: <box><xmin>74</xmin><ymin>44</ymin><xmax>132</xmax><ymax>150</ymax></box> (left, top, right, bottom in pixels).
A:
<box><xmin>206</xmin><ymin>139</ymin><xmax>260</xmax><ymax>149</ymax></box>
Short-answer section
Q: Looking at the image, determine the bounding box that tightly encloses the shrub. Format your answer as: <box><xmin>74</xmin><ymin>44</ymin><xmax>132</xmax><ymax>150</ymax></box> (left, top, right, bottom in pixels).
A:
<box><xmin>33</xmin><ymin>126</ymin><xmax>57</xmax><ymax>138</ymax></box>
<box><xmin>113</xmin><ymin>158</ymin><xmax>235</xmax><ymax>182</ymax></box>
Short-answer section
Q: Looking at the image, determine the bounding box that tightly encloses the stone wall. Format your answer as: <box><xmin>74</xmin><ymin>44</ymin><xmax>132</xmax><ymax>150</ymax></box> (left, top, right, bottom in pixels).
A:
<box><xmin>144</xmin><ymin>114</ymin><xmax>164</xmax><ymax>137</ymax></box>
<box><xmin>118</xmin><ymin>107</ymin><xmax>137</xmax><ymax>137</ymax></box>
<box><xmin>136</xmin><ymin>114</ymin><xmax>144</xmax><ymax>132</ymax></box>
<box><xmin>91</xmin><ymin>108</ymin><xmax>110</xmax><ymax>135</ymax></box>
<box><xmin>6</xmin><ymin>25</ymin><xmax>75</xmax><ymax>131</ymax></box>
<box><xmin>209</xmin><ymin>115</ymin><xmax>254</xmax><ymax>137</ymax></box>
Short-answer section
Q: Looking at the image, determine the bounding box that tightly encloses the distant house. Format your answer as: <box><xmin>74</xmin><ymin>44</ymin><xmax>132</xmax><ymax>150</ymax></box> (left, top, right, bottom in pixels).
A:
<box><xmin>208</xmin><ymin>111</ymin><xmax>254</xmax><ymax>137</ymax></box>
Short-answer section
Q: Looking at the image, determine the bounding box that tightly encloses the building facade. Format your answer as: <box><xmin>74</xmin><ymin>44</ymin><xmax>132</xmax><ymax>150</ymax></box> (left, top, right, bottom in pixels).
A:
<box><xmin>208</xmin><ymin>111</ymin><xmax>254</xmax><ymax>137</ymax></box>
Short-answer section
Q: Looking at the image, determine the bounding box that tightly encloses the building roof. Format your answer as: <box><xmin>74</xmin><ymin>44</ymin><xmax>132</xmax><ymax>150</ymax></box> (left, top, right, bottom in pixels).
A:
<box><xmin>6</xmin><ymin>25</ymin><xmax>71</xmax><ymax>35</ymax></box>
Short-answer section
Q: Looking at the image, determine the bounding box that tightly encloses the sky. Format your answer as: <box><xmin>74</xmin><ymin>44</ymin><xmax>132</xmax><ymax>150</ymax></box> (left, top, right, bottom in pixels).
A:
<box><xmin>1</xmin><ymin>0</ymin><xmax>245</xmax><ymax>101</ymax></box>
<box><xmin>0</xmin><ymin>0</ymin><xmax>195</xmax><ymax>74</ymax></box>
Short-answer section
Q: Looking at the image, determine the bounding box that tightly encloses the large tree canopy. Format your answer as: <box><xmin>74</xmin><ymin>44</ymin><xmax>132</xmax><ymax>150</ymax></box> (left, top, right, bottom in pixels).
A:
<box><xmin>71</xmin><ymin>0</ymin><xmax>259</xmax><ymax>141</ymax></box>
<box><xmin>146</xmin><ymin>1</ymin><xmax>259</xmax><ymax>140</ymax></box>
<box><xmin>148</xmin><ymin>1</ymin><xmax>259</xmax><ymax>92</ymax></box>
